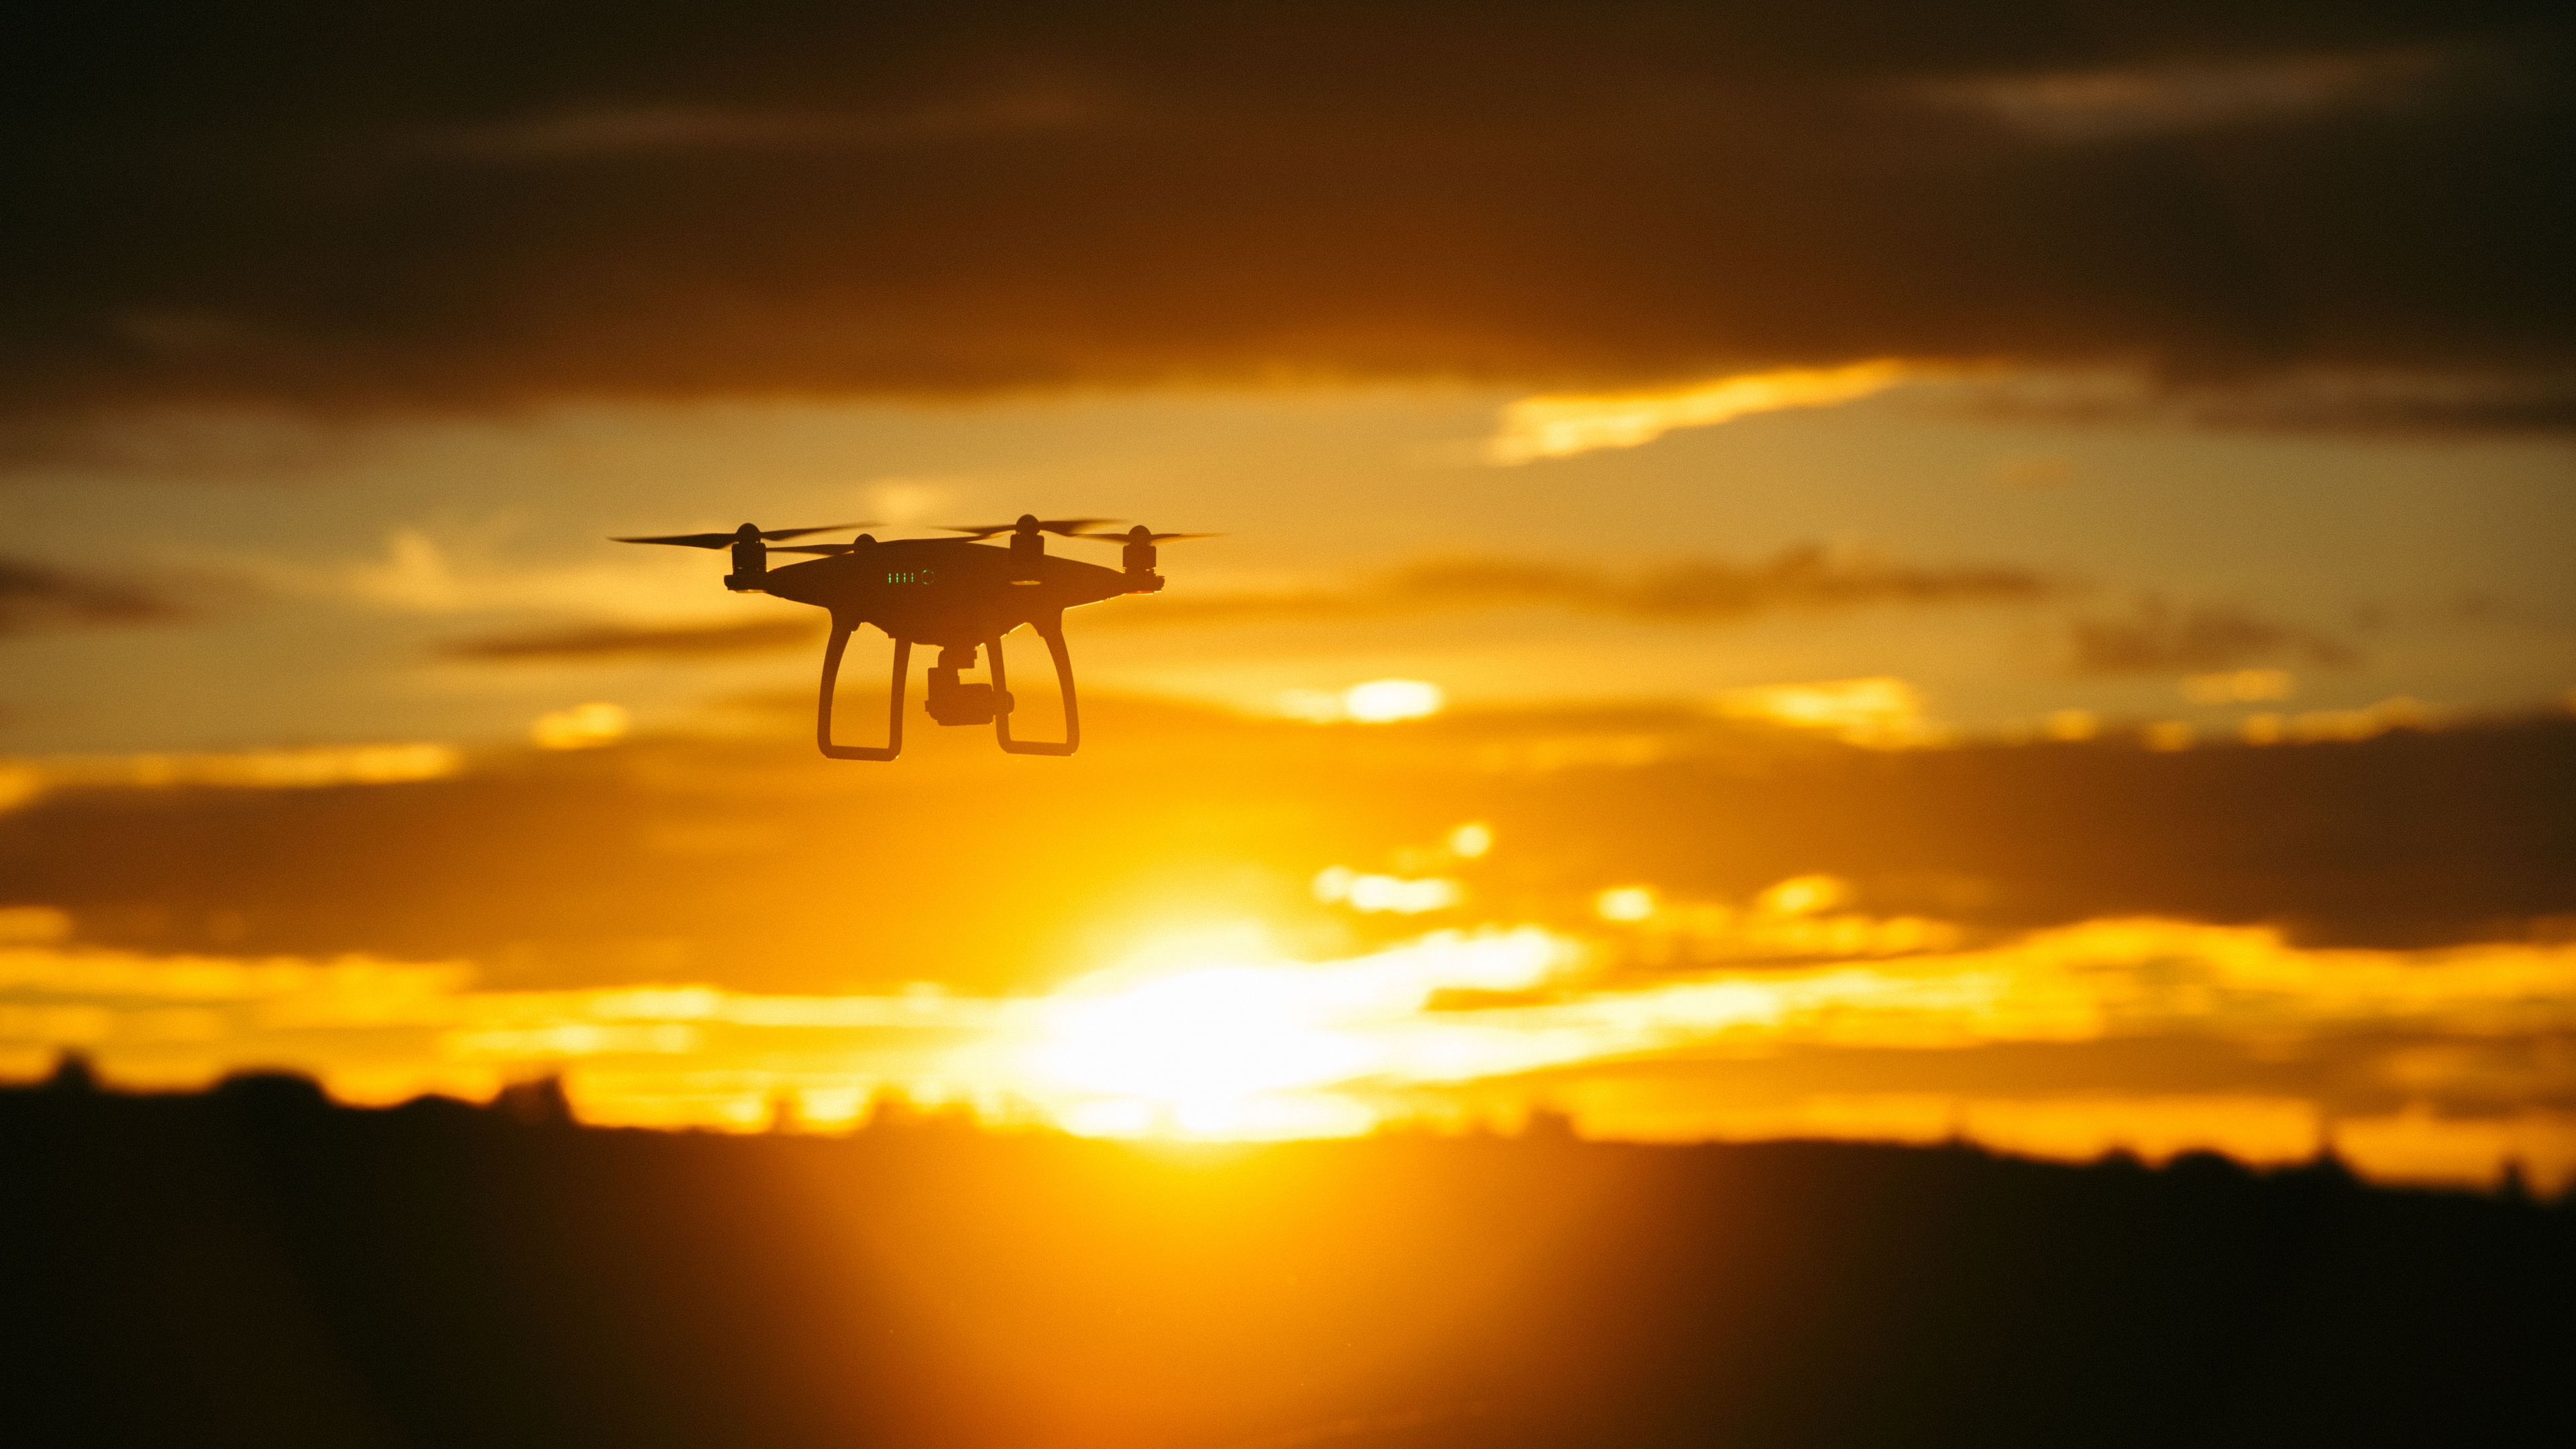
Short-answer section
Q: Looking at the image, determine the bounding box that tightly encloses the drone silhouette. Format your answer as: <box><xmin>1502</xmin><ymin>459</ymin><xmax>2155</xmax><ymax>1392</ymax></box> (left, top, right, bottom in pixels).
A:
<box><xmin>613</xmin><ymin>516</ymin><xmax>1212</xmax><ymax>761</ymax></box>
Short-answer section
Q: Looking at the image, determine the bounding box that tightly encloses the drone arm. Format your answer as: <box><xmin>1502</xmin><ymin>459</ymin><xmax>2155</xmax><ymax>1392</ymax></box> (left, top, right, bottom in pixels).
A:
<box><xmin>989</xmin><ymin>619</ymin><xmax>1079</xmax><ymax>756</ymax></box>
<box><xmin>817</xmin><ymin>621</ymin><xmax>908</xmax><ymax>761</ymax></box>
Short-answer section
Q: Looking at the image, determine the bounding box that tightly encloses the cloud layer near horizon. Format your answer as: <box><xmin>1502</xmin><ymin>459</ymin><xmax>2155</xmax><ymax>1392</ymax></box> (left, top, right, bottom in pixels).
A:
<box><xmin>6</xmin><ymin>1</ymin><xmax>2571</xmax><ymax>429</ymax></box>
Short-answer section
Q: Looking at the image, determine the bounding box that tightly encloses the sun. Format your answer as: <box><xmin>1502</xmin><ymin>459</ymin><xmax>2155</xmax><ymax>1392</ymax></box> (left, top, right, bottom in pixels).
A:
<box><xmin>1015</xmin><ymin>925</ymin><xmax>1578</xmax><ymax>1139</ymax></box>
<box><xmin>1028</xmin><ymin>961</ymin><xmax>1379</xmax><ymax>1136</ymax></box>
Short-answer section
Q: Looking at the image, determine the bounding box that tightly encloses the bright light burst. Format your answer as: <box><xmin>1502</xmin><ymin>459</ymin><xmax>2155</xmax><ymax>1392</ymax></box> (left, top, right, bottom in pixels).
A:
<box><xmin>531</xmin><ymin>702</ymin><xmax>630</xmax><ymax>750</ymax></box>
<box><xmin>1313</xmin><ymin>866</ymin><xmax>1462</xmax><ymax>914</ymax></box>
<box><xmin>1022</xmin><ymin>928</ymin><xmax>1570</xmax><ymax>1138</ymax></box>
<box><xmin>1283</xmin><ymin>679</ymin><xmax>1447</xmax><ymax>724</ymax></box>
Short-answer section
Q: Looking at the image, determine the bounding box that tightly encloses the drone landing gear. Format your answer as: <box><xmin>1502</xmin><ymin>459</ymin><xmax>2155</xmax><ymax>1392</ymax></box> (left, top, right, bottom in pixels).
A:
<box><xmin>989</xmin><ymin>620</ymin><xmax>1079</xmax><ymax>756</ymax></box>
<box><xmin>817</xmin><ymin>623</ymin><xmax>908</xmax><ymax>761</ymax></box>
<box><xmin>813</xmin><ymin>623</ymin><xmax>1078</xmax><ymax>761</ymax></box>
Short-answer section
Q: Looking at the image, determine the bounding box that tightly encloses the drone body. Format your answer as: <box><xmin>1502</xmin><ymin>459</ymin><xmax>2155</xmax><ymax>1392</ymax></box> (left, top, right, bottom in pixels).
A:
<box><xmin>614</xmin><ymin>516</ymin><xmax>1201</xmax><ymax>761</ymax></box>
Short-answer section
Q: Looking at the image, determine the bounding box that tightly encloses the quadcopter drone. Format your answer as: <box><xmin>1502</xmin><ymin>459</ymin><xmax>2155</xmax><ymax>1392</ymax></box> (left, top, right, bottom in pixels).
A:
<box><xmin>614</xmin><ymin>515</ymin><xmax>1209</xmax><ymax>761</ymax></box>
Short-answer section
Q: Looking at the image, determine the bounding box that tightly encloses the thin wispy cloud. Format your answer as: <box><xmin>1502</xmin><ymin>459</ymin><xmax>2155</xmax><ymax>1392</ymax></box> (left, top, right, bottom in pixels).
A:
<box><xmin>1116</xmin><ymin>547</ymin><xmax>2060</xmax><ymax>628</ymax></box>
<box><xmin>2068</xmin><ymin>598</ymin><xmax>2361</xmax><ymax>675</ymax></box>
<box><xmin>0</xmin><ymin>557</ymin><xmax>206</xmax><ymax>637</ymax></box>
<box><xmin>1487</xmin><ymin>362</ymin><xmax>1913</xmax><ymax>463</ymax></box>
<box><xmin>264</xmin><ymin>527</ymin><xmax>733</xmax><ymax>621</ymax></box>
<box><xmin>1922</xmin><ymin>44</ymin><xmax>2496</xmax><ymax>144</ymax></box>
<box><xmin>442</xmin><ymin>619</ymin><xmax>825</xmax><ymax>662</ymax></box>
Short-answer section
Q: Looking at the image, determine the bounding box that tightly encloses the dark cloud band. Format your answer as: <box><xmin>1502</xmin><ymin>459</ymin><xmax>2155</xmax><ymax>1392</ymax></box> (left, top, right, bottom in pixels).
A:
<box><xmin>0</xmin><ymin>557</ymin><xmax>201</xmax><ymax>637</ymax></box>
<box><xmin>439</xmin><ymin>619</ymin><xmax>824</xmax><ymax>662</ymax></box>
<box><xmin>4</xmin><ymin>2</ymin><xmax>2570</xmax><ymax>425</ymax></box>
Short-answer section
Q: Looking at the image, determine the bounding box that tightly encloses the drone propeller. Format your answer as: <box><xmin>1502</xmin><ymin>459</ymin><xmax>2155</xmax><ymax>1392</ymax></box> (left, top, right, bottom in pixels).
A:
<box><xmin>772</xmin><ymin>532</ymin><xmax>1009</xmax><ymax>555</ymax></box>
<box><xmin>1072</xmin><ymin>527</ymin><xmax>1222</xmax><ymax>545</ymax></box>
<box><xmin>938</xmin><ymin>517</ymin><xmax>1120</xmax><ymax>541</ymax></box>
<box><xmin>611</xmin><ymin>523</ymin><xmax>875</xmax><ymax>549</ymax></box>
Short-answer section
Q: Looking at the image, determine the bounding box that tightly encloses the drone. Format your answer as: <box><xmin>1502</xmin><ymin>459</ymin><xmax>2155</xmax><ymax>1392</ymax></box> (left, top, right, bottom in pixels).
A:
<box><xmin>613</xmin><ymin>516</ymin><xmax>1211</xmax><ymax>761</ymax></box>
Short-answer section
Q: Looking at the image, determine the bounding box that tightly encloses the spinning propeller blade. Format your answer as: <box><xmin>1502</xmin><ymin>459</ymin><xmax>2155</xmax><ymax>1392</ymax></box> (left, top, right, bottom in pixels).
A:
<box><xmin>611</xmin><ymin>522</ymin><xmax>875</xmax><ymax>548</ymax></box>
<box><xmin>775</xmin><ymin>533</ymin><xmax>1004</xmax><ymax>555</ymax></box>
<box><xmin>1071</xmin><ymin>529</ymin><xmax>1222</xmax><ymax>545</ymax></box>
<box><xmin>759</xmin><ymin>523</ymin><xmax>875</xmax><ymax>541</ymax></box>
<box><xmin>938</xmin><ymin>517</ymin><xmax>1120</xmax><ymax>540</ymax></box>
<box><xmin>611</xmin><ymin>532</ymin><xmax>737</xmax><ymax>549</ymax></box>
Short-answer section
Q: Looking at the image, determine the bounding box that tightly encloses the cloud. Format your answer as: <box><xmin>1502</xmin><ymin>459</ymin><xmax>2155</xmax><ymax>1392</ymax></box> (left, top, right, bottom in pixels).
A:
<box><xmin>2068</xmin><ymin>597</ymin><xmax>2360</xmax><ymax>675</ymax></box>
<box><xmin>1487</xmin><ymin>361</ymin><xmax>1913</xmax><ymax>463</ymax></box>
<box><xmin>1120</xmin><ymin>546</ymin><xmax>2059</xmax><ymax>628</ymax></box>
<box><xmin>1710</xmin><ymin>677</ymin><xmax>1935</xmax><ymax>748</ymax></box>
<box><xmin>1938</xmin><ymin>368</ymin><xmax>2576</xmax><ymax>438</ymax></box>
<box><xmin>0</xmin><ymin>744</ymin><xmax>462</xmax><ymax>813</ymax></box>
<box><xmin>278</xmin><ymin>527</ymin><xmax>726</xmax><ymax>620</ymax></box>
<box><xmin>0</xmin><ymin>557</ymin><xmax>203</xmax><ymax>637</ymax></box>
<box><xmin>2</xmin><ymin>3</ymin><xmax>2569</xmax><ymax>433</ymax></box>
<box><xmin>8</xmin><ymin>702</ymin><xmax>2575</xmax><ymax>1009</ymax></box>
<box><xmin>442</xmin><ymin>619</ymin><xmax>825</xmax><ymax>662</ymax></box>
<box><xmin>1919</xmin><ymin>44</ymin><xmax>2500</xmax><ymax>144</ymax></box>
<box><xmin>0</xmin><ymin>409</ymin><xmax>357</xmax><ymax>476</ymax></box>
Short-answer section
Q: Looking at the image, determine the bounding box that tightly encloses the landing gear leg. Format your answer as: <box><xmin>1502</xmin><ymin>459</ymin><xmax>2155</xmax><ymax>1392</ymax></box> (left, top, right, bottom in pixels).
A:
<box><xmin>818</xmin><ymin>623</ymin><xmax>909</xmax><ymax>761</ymax></box>
<box><xmin>990</xmin><ymin>619</ymin><xmax>1079</xmax><ymax>756</ymax></box>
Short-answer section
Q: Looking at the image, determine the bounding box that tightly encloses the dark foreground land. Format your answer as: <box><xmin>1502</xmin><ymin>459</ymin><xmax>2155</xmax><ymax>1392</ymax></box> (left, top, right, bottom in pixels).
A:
<box><xmin>3</xmin><ymin>1071</ymin><xmax>2568</xmax><ymax>1449</ymax></box>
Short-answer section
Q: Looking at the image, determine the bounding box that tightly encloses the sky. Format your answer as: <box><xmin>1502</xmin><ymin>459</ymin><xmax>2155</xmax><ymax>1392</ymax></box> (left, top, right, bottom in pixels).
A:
<box><xmin>3</xmin><ymin>1</ymin><xmax>2573</xmax><ymax>1187</ymax></box>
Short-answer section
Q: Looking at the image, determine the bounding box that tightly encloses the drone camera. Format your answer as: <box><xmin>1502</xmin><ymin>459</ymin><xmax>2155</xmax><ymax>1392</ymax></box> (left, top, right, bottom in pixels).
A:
<box><xmin>925</xmin><ymin>645</ymin><xmax>1014</xmax><ymax>726</ymax></box>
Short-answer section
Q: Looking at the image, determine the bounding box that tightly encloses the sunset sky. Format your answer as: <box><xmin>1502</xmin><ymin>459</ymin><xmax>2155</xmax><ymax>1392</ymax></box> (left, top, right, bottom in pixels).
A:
<box><xmin>4</xmin><ymin>1</ymin><xmax>2573</xmax><ymax>1188</ymax></box>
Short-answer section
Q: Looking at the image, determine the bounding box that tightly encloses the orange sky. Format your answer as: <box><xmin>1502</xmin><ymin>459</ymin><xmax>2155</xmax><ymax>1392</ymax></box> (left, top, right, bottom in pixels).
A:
<box><xmin>3</xmin><ymin>0</ymin><xmax>2573</xmax><ymax>1185</ymax></box>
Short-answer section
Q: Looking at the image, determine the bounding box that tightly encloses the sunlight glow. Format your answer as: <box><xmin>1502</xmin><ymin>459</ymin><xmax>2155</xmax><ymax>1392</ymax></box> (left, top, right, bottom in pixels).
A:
<box><xmin>1754</xmin><ymin>875</ymin><xmax>1850</xmax><ymax>917</ymax></box>
<box><xmin>531</xmin><ymin>702</ymin><xmax>630</xmax><ymax>750</ymax></box>
<box><xmin>1279</xmin><ymin>679</ymin><xmax>1446</xmax><ymax>723</ymax></box>
<box><xmin>1714</xmin><ymin>676</ymin><xmax>1933</xmax><ymax>747</ymax></box>
<box><xmin>2182</xmin><ymin>668</ymin><xmax>2294</xmax><ymax>704</ymax></box>
<box><xmin>1446</xmin><ymin>822</ymin><xmax>1494</xmax><ymax>859</ymax></box>
<box><xmin>1488</xmin><ymin>360</ymin><xmax>1911</xmax><ymax>464</ymax></box>
<box><xmin>1314</xmin><ymin>867</ymin><xmax>1464</xmax><ymax>914</ymax></box>
<box><xmin>2288</xmin><ymin>696</ymin><xmax>2431</xmax><ymax>742</ymax></box>
<box><xmin>1024</xmin><ymin>928</ymin><xmax>1571</xmax><ymax>1138</ymax></box>
<box><xmin>1340</xmin><ymin>679</ymin><xmax>1444</xmax><ymax>722</ymax></box>
<box><xmin>0</xmin><ymin>908</ymin><xmax>72</xmax><ymax>946</ymax></box>
<box><xmin>0</xmin><ymin>743</ymin><xmax>464</xmax><ymax>813</ymax></box>
<box><xmin>2044</xmin><ymin>708</ymin><xmax>2100</xmax><ymax>741</ymax></box>
<box><xmin>1596</xmin><ymin>887</ymin><xmax>1657</xmax><ymax>922</ymax></box>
